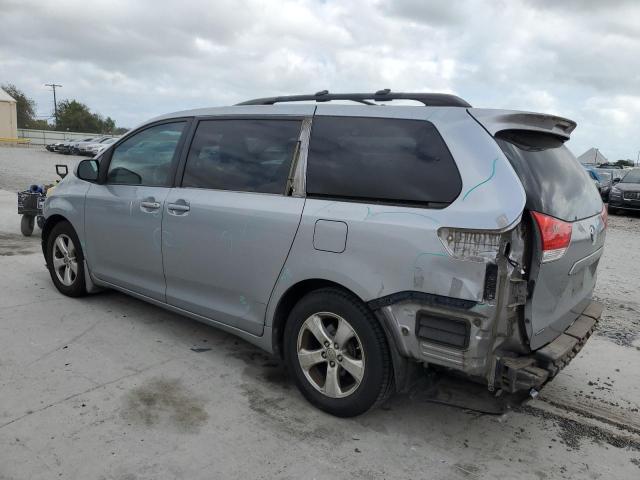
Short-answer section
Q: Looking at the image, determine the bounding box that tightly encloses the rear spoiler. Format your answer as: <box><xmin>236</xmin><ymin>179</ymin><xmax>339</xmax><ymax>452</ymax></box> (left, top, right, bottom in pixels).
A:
<box><xmin>468</xmin><ymin>108</ymin><xmax>576</xmax><ymax>141</ymax></box>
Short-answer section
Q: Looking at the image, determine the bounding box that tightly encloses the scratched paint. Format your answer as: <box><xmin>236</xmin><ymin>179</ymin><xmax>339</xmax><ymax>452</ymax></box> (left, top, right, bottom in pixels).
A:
<box><xmin>278</xmin><ymin>267</ymin><xmax>292</xmax><ymax>284</ymax></box>
<box><xmin>413</xmin><ymin>251</ymin><xmax>448</xmax><ymax>263</ymax></box>
<box><xmin>363</xmin><ymin>208</ymin><xmax>439</xmax><ymax>224</ymax></box>
<box><xmin>462</xmin><ymin>157</ymin><xmax>498</xmax><ymax>201</ymax></box>
<box><xmin>312</xmin><ymin>202</ymin><xmax>440</xmax><ymax>226</ymax></box>
<box><xmin>412</xmin><ymin>252</ymin><xmax>448</xmax><ymax>288</ymax></box>
<box><xmin>239</xmin><ymin>295</ymin><xmax>251</xmax><ymax>315</ymax></box>
<box><xmin>221</xmin><ymin>230</ymin><xmax>233</xmax><ymax>255</ymax></box>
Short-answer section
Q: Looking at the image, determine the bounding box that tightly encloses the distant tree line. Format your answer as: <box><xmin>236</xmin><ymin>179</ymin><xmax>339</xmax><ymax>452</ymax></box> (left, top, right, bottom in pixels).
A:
<box><xmin>612</xmin><ymin>159</ymin><xmax>635</xmax><ymax>167</ymax></box>
<box><xmin>1</xmin><ymin>83</ymin><xmax>128</xmax><ymax>134</ymax></box>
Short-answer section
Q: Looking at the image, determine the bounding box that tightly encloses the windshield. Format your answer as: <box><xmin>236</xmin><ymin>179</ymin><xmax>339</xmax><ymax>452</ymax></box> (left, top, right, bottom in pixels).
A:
<box><xmin>621</xmin><ymin>169</ymin><xmax>640</xmax><ymax>183</ymax></box>
<box><xmin>497</xmin><ymin>130</ymin><xmax>602</xmax><ymax>221</ymax></box>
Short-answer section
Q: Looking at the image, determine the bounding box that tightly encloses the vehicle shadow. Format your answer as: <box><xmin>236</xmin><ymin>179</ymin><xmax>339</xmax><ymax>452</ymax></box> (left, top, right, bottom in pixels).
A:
<box><xmin>83</xmin><ymin>289</ymin><xmax>522</xmax><ymax>422</ymax></box>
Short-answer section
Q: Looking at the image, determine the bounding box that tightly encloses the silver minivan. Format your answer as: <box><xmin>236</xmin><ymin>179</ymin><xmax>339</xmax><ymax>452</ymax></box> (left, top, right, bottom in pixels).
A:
<box><xmin>42</xmin><ymin>91</ymin><xmax>606</xmax><ymax>417</ymax></box>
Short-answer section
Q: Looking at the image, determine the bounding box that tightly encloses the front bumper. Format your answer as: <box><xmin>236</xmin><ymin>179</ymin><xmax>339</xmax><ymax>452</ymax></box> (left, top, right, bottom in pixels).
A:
<box><xmin>609</xmin><ymin>199</ymin><xmax>640</xmax><ymax>211</ymax></box>
<box><xmin>496</xmin><ymin>301</ymin><xmax>602</xmax><ymax>393</ymax></box>
<box><xmin>609</xmin><ymin>190</ymin><xmax>640</xmax><ymax>210</ymax></box>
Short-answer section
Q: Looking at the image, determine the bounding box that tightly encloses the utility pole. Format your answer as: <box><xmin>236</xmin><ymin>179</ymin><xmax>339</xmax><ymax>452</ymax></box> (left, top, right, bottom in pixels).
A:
<box><xmin>44</xmin><ymin>83</ymin><xmax>62</xmax><ymax>125</ymax></box>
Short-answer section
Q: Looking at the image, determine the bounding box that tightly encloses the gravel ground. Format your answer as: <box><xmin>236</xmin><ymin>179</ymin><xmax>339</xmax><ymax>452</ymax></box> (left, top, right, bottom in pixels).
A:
<box><xmin>0</xmin><ymin>147</ymin><xmax>639</xmax><ymax>479</ymax></box>
<box><xmin>0</xmin><ymin>146</ymin><xmax>78</xmax><ymax>192</ymax></box>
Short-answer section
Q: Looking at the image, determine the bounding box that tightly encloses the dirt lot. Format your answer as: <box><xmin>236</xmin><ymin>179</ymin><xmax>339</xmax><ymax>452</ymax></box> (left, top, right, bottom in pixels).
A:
<box><xmin>0</xmin><ymin>147</ymin><xmax>639</xmax><ymax>479</ymax></box>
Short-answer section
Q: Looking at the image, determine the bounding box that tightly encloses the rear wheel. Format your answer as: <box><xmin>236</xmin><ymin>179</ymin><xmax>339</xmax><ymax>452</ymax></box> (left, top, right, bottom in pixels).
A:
<box><xmin>284</xmin><ymin>288</ymin><xmax>393</xmax><ymax>417</ymax></box>
<box><xmin>20</xmin><ymin>215</ymin><xmax>35</xmax><ymax>236</ymax></box>
<box><xmin>46</xmin><ymin>221</ymin><xmax>86</xmax><ymax>297</ymax></box>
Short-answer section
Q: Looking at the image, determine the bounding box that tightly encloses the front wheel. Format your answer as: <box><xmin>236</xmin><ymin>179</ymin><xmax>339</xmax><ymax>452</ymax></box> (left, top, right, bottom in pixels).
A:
<box><xmin>284</xmin><ymin>288</ymin><xmax>393</xmax><ymax>417</ymax></box>
<box><xmin>46</xmin><ymin>221</ymin><xmax>87</xmax><ymax>297</ymax></box>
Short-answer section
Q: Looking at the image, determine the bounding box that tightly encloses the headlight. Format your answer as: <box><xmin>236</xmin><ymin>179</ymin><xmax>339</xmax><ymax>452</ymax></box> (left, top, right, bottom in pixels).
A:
<box><xmin>611</xmin><ymin>186</ymin><xmax>621</xmax><ymax>195</ymax></box>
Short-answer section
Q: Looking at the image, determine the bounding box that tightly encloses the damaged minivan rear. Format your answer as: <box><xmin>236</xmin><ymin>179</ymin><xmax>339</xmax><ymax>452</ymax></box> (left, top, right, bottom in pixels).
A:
<box><xmin>43</xmin><ymin>92</ymin><xmax>605</xmax><ymax>416</ymax></box>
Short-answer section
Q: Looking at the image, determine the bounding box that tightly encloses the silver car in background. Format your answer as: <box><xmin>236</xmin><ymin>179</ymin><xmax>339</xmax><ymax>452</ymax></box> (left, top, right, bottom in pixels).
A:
<box><xmin>41</xmin><ymin>91</ymin><xmax>606</xmax><ymax>417</ymax></box>
<box><xmin>88</xmin><ymin>136</ymin><xmax>119</xmax><ymax>156</ymax></box>
<box><xmin>77</xmin><ymin>136</ymin><xmax>115</xmax><ymax>156</ymax></box>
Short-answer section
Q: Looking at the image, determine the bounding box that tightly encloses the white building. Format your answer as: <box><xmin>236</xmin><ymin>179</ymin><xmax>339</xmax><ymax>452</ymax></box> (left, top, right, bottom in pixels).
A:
<box><xmin>577</xmin><ymin>147</ymin><xmax>608</xmax><ymax>166</ymax></box>
<box><xmin>0</xmin><ymin>87</ymin><xmax>18</xmax><ymax>139</ymax></box>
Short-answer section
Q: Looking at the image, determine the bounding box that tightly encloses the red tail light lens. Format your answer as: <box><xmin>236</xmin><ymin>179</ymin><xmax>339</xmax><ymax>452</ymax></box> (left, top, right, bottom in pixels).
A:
<box><xmin>600</xmin><ymin>204</ymin><xmax>608</xmax><ymax>229</ymax></box>
<box><xmin>531</xmin><ymin>211</ymin><xmax>573</xmax><ymax>263</ymax></box>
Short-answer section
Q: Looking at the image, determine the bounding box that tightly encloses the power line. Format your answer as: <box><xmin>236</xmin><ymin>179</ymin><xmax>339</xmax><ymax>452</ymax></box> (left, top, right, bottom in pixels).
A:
<box><xmin>44</xmin><ymin>83</ymin><xmax>62</xmax><ymax>124</ymax></box>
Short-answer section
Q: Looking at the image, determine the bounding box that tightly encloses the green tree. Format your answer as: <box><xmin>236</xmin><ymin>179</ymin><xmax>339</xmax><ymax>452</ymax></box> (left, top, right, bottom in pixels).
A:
<box><xmin>103</xmin><ymin>116</ymin><xmax>116</xmax><ymax>133</ymax></box>
<box><xmin>1</xmin><ymin>83</ymin><xmax>37</xmax><ymax>128</ymax></box>
<box><xmin>29</xmin><ymin>119</ymin><xmax>52</xmax><ymax>130</ymax></box>
<box><xmin>614</xmin><ymin>159</ymin><xmax>634</xmax><ymax>167</ymax></box>
<box><xmin>56</xmin><ymin>99</ymin><xmax>115</xmax><ymax>134</ymax></box>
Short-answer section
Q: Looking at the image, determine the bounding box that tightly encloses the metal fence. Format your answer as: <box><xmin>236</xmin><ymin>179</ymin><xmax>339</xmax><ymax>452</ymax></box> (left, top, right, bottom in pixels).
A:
<box><xmin>16</xmin><ymin>129</ymin><xmax>116</xmax><ymax>147</ymax></box>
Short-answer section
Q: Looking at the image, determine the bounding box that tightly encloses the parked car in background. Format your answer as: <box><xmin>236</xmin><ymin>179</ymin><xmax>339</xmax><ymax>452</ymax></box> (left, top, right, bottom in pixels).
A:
<box><xmin>608</xmin><ymin>168</ymin><xmax>640</xmax><ymax>214</ymax></box>
<box><xmin>57</xmin><ymin>139</ymin><xmax>79</xmax><ymax>155</ymax></box>
<box><xmin>69</xmin><ymin>137</ymin><xmax>102</xmax><ymax>155</ymax></box>
<box><xmin>88</xmin><ymin>137</ymin><xmax>118</xmax><ymax>156</ymax></box>
<box><xmin>41</xmin><ymin>91</ymin><xmax>605</xmax><ymax>417</ymax></box>
<box><xmin>77</xmin><ymin>136</ymin><xmax>115</xmax><ymax>156</ymax></box>
<box><xmin>597</xmin><ymin>167</ymin><xmax>627</xmax><ymax>183</ymax></box>
<box><xmin>46</xmin><ymin>139</ymin><xmax>80</xmax><ymax>153</ymax></box>
<box><xmin>595</xmin><ymin>170</ymin><xmax>612</xmax><ymax>200</ymax></box>
<box><xmin>584</xmin><ymin>167</ymin><xmax>603</xmax><ymax>195</ymax></box>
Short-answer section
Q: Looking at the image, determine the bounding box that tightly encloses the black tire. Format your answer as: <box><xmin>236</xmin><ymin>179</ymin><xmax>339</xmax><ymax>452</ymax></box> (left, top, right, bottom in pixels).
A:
<box><xmin>45</xmin><ymin>221</ymin><xmax>87</xmax><ymax>297</ymax></box>
<box><xmin>36</xmin><ymin>215</ymin><xmax>45</xmax><ymax>230</ymax></box>
<box><xmin>284</xmin><ymin>287</ymin><xmax>393</xmax><ymax>417</ymax></box>
<box><xmin>20</xmin><ymin>215</ymin><xmax>35</xmax><ymax>236</ymax></box>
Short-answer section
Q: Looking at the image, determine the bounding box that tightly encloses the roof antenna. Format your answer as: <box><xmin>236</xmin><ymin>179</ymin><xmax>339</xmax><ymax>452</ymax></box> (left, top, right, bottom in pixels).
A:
<box><xmin>375</xmin><ymin>88</ymin><xmax>391</xmax><ymax>95</ymax></box>
<box><xmin>315</xmin><ymin>90</ymin><xmax>329</xmax><ymax>96</ymax></box>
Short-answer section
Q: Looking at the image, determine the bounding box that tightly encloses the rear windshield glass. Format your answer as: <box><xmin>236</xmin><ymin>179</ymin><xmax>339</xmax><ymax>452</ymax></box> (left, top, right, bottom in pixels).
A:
<box><xmin>621</xmin><ymin>169</ymin><xmax>640</xmax><ymax>183</ymax></box>
<box><xmin>496</xmin><ymin>130</ymin><xmax>602</xmax><ymax>221</ymax></box>
<box><xmin>306</xmin><ymin>116</ymin><xmax>462</xmax><ymax>206</ymax></box>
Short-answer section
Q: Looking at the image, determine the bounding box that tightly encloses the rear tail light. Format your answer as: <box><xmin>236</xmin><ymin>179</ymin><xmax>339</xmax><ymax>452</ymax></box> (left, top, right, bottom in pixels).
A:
<box><xmin>600</xmin><ymin>204</ymin><xmax>608</xmax><ymax>229</ymax></box>
<box><xmin>531</xmin><ymin>211</ymin><xmax>572</xmax><ymax>263</ymax></box>
<box><xmin>438</xmin><ymin>227</ymin><xmax>502</xmax><ymax>262</ymax></box>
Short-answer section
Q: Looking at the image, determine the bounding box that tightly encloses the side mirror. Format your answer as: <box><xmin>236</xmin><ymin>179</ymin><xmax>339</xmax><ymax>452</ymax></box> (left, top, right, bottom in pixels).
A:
<box><xmin>613</xmin><ymin>178</ymin><xmax>620</xmax><ymax>184</ymax></box>
<box><xmin>77</xmin><ymin>159</ymin><xmax>99</xmax><ymax>182</ymax></box>
<box><xmin>55</xmin><ymin>164</ymin><xmax>68</xmax><ymax>179</ymax></box>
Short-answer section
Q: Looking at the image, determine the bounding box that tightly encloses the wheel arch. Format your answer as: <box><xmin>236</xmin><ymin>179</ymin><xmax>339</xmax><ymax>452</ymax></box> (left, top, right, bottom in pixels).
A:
<box><xmin>41</xmin><ymin>214</ymin><xmax>70</xmax><ymax>258</ymax></box>
<box><xmin>271</xmin><ymin>279</ymin><xmax>346</xmax><ymax>357</ymax></box>
<box><xmin>270</xmin><ymin>278</ymin><xmax>411</xmax><ymax>392</ymax></box>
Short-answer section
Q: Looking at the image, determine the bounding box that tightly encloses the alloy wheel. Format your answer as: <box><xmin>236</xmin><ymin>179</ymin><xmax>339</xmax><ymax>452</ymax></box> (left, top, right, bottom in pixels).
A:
<box><xmin>296</xmin><ymin>312</ymin><xmax>365</xmax><ymax>398</ymax></box>
<box><xmin>52</xmin><ymin>233</ymin><xmax>78</xmax><ymax>286</ymax></box>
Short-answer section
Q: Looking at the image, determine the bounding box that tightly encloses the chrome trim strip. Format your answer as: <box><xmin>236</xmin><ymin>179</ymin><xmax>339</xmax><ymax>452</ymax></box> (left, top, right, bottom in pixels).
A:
<box><xmin>568</xmin><ymin>246</ymin><xmax>603</xmax><ymax>275</ymax></box>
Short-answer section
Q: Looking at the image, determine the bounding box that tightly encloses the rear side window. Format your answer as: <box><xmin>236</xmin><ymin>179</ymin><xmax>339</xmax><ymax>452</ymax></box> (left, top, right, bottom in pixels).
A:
<box><xmin>182</xmin><ymin>119</ymin><xmax>302</xmax><ymax>194</ymax></box>
<box><xmin>496</xmin><ymin>130</ymin><xmax>602</xmax><ymax>221</ymax></box>
<box><xmin>306</xmin><ymin>117</ymin><xmax>461</xmax><ymax>206</ymax></box>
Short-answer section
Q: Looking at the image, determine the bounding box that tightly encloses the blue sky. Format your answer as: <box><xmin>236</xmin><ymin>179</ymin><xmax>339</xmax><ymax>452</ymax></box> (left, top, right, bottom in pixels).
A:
<box><xmin>1</xmin><ymin>0</ymin><xmax>639</xmax><ymax>160</ymax></box>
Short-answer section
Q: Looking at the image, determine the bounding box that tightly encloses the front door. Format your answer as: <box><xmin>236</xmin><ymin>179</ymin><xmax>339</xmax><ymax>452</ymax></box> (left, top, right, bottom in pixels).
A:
<box><xmin>162</xmin><ymin>118</ymin><xmax>306</xmax><ymax>335</ymax></box>
<box><xmin>84</xmin><ymin>121</ymin><xmax>188</xmax><ymax>301</ymax></box>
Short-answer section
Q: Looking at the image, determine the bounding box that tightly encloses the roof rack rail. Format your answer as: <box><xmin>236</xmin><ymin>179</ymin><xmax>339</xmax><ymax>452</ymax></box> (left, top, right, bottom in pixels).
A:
<box><xmin>236</xmin><ymin>90</ymin><xmax>471</xmax><ymax>107</ymax></box>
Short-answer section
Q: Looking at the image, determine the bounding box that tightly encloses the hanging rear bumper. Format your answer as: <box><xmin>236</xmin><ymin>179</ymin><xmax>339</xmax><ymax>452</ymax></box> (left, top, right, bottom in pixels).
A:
<box><xmin>497</xmin><ymin>301</ymin><xmax>602</xmax><ymax>393</ymax></box>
